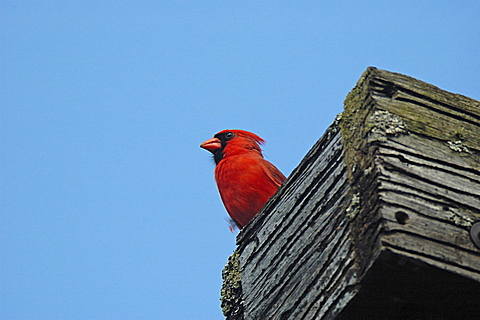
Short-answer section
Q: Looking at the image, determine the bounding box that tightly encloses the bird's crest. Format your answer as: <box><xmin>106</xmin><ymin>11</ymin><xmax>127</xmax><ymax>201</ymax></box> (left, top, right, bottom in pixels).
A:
<box><xmin>217</xmin><ymin>129</ymin><xmax>266</xmax><ymax>145</ymax></box>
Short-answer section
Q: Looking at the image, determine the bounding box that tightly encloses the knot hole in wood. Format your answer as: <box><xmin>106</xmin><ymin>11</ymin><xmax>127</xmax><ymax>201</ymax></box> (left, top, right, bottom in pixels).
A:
<box><xmin>395</xmin><ymin>211</ymin><xmax>410</xmax><ymax>225</ymax></box>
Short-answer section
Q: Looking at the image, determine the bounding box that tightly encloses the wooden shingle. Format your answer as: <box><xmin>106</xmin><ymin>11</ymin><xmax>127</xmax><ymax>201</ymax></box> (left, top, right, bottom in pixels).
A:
<box><xmin>221</xmin><ymin>67</ymin><xmax>480</xmax><ymax>319</ymax></box>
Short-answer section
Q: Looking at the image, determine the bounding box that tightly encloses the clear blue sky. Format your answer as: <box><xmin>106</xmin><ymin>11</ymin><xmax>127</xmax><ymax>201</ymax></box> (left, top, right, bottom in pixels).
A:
<box><xmin>1</xmin><ymin>1</ymin><xmax>479</xmax><ymax>319</ymax></box>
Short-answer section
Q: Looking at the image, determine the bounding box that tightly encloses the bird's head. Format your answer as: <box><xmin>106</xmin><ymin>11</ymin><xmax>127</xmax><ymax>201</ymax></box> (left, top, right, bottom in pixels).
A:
<box><xmin>200</xmin><ymin>129</ymin><xmax>266</xmax><ymax>164</ymax></box>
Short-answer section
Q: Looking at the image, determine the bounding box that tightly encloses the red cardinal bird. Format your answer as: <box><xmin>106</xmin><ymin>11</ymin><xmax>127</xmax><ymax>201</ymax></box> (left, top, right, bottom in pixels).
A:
<box><xmin>200</xmin><ymin>129</ymin><xmax>286</xmax><ymax>229</ymax></box>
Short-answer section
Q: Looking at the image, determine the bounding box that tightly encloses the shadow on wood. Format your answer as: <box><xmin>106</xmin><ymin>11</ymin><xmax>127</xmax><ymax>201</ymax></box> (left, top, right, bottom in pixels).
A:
<box><xmin>337</xmin><ymin>251</ymin><xmax>480</xmax><ymax>320</ymax></box>
<box><xmin>221</xmin><ymin>67</ymin><xmax>480</xmax><ymax>320</ymax></box>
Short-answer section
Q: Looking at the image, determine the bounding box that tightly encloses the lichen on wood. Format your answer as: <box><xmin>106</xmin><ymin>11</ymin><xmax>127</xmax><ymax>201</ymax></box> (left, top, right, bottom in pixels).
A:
<box><xmin>220</xmin><ymin>250</ymin><xmax>243</xmax><ymax>320</ymax></box>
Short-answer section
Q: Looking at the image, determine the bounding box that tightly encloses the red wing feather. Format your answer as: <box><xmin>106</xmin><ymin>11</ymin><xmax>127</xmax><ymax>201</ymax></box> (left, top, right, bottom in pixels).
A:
<box><xmin>262</xmin><ymin>160</ymin><xmax>287</xmax><ymax>187</ymax></box>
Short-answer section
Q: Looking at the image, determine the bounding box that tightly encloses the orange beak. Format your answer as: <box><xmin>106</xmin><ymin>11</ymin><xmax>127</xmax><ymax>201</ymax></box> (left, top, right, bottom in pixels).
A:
<box><xmin>200</xmin><ymin>137</ymin><xmax>222</xmax><ymax>153</ymax></box>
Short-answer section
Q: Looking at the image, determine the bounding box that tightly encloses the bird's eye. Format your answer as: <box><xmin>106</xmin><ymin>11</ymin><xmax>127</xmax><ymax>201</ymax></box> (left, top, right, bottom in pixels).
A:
<box><xmin>225</xmin><ymin>132</ymin><xmax>234</xmax><ymax>140</ymax></box>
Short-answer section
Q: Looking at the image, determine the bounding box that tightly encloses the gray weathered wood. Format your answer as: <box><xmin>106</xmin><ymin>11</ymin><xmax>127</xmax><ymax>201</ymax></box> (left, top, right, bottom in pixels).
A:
<box><xmin>221</xmin><ymin>67</ymin><xmax>480</xmax><ymax>319</ymax></box>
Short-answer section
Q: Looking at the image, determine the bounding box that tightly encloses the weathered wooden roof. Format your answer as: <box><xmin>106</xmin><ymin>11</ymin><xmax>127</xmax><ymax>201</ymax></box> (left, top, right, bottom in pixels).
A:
<box><xmin>221</xmin><ymin>67</ymin><xmax>480</xmax><ymax>320</ymax></box>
